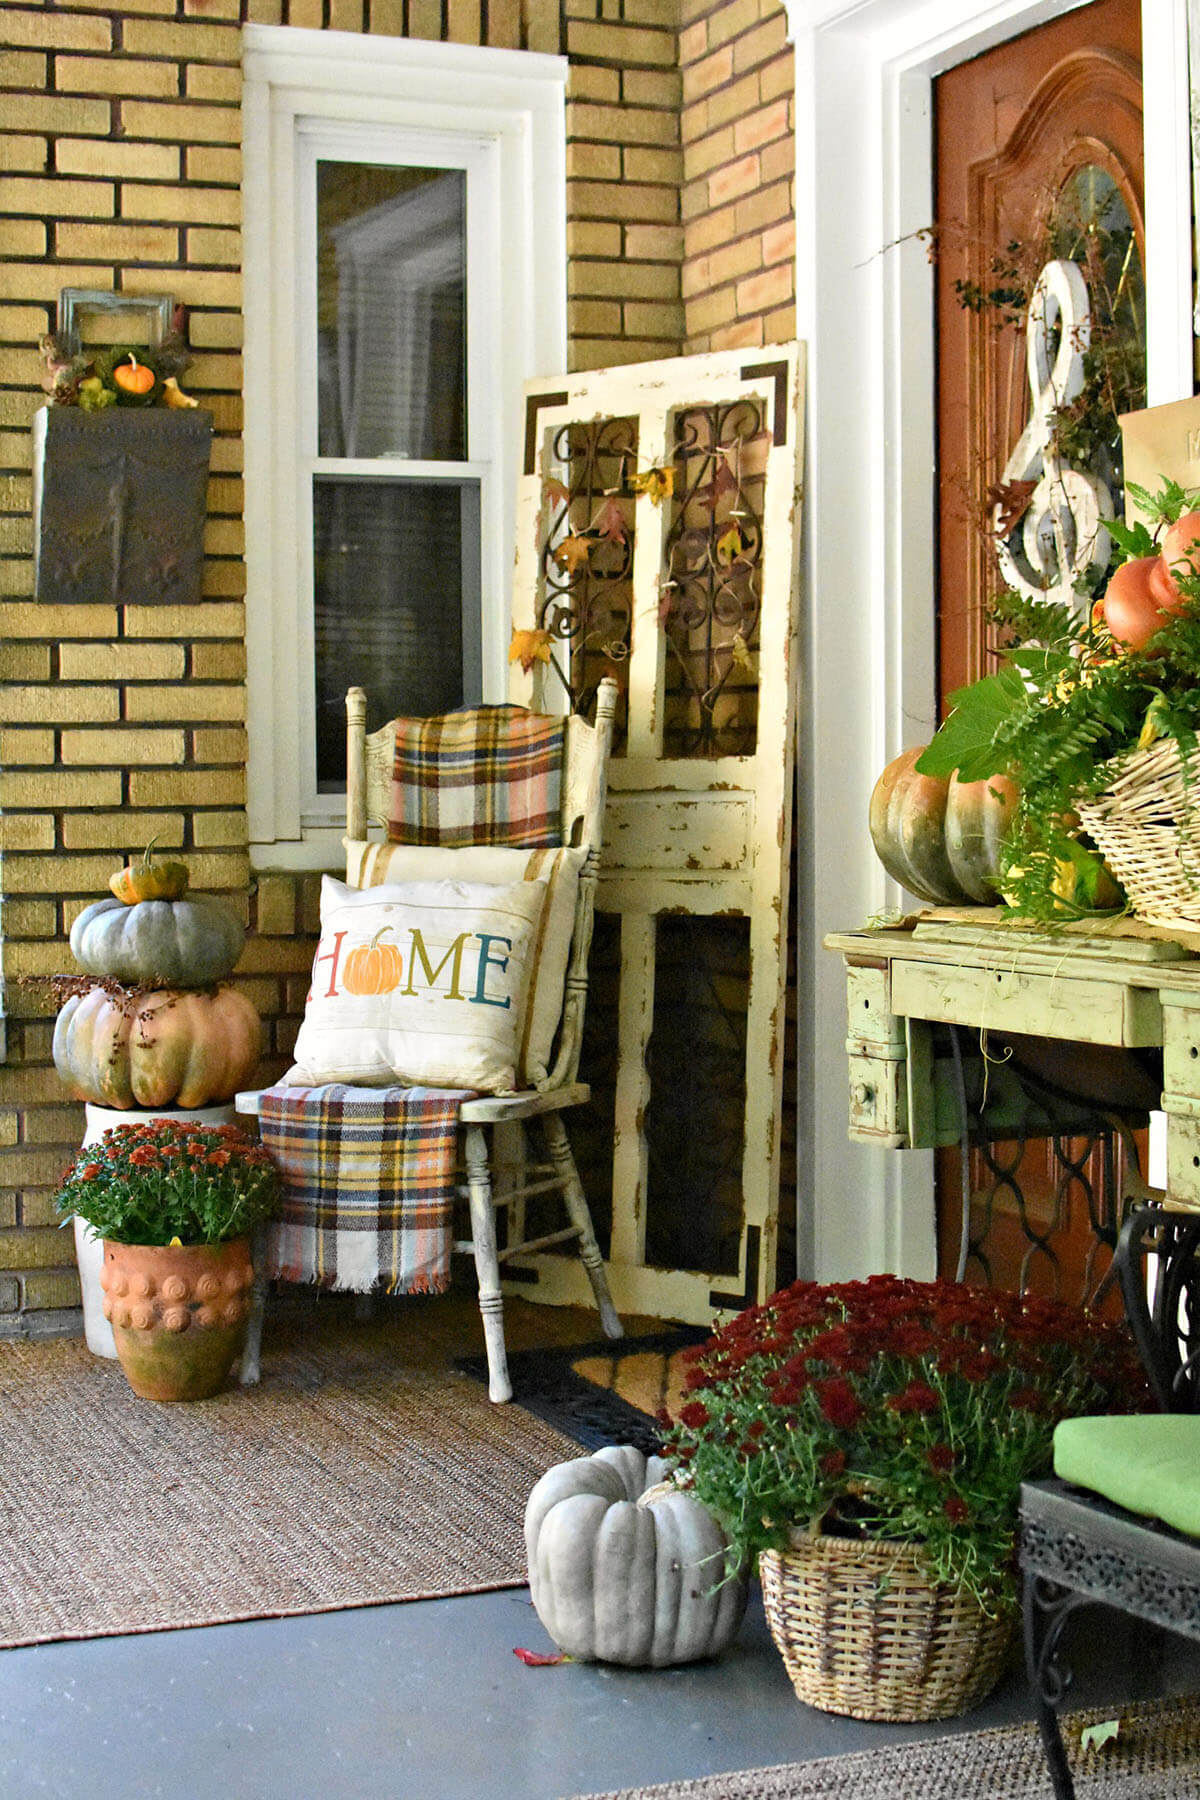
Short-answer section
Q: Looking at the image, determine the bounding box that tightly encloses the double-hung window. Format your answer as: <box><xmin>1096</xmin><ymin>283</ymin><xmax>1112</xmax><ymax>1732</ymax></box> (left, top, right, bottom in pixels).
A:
<box><xmin>241</xmin><ymin>26</ymin><xmax>567</xmax><ymax>867</ymax></box>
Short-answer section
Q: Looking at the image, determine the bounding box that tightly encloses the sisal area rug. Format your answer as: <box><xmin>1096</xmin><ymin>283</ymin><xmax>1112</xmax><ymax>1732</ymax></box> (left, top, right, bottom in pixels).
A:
<box><xmin>569</xmin><ymin>1693</ymin><xmax>1200</xmax><ymax>1799</ymax></box>
<box><xmin>0</xmin><ymin>1296</ymin><xmax>580</xmax><ymax>1649</ymax></box>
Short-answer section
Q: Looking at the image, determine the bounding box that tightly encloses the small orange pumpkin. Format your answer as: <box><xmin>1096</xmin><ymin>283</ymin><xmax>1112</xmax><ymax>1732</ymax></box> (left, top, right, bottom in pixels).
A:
<box><xmin>110</xmin><ymin>837</ymin><xmax>190</xmax><ymax>906</ymax></box>
<box><xmin>342</xmin><ymin>927</ymin><xmax>403</xmax><ymax>996</ymax></box>
<box><xmin>112</xmin><ymin>352</ymin><xmax>156</xmax><ymax>399</ymax></box>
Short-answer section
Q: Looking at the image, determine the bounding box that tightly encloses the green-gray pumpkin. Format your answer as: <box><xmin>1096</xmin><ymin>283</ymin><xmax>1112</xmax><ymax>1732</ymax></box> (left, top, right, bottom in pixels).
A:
<box><xmin>524</xmin><ymin>1445</ymin><xmax>747</xmax><ymax>1666</ymax></box>
<box><xmin>69</xmin><ymin>894</ymin><xmax>245</xmax><ymax>988</ymax></box>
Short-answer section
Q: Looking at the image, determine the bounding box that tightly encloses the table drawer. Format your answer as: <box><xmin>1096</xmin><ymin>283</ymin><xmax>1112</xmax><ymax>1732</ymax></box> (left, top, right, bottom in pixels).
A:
<box><xmin>846</xmin><ymin>1052</ymin><xmax>907</xmax><ymax>1147</ymax></box>
<box><xmin>890</xmin><ymin>960</ymin><xmax>1161</xmax><ymax>1048</ymax></box>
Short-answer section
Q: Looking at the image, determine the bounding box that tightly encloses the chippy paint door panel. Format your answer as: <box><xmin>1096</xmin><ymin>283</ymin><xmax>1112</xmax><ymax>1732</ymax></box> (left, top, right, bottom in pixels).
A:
<box><xmin>508</xmin><ymin>346</ymin><xmax>803</xmax><ymax>1324</ymax></box>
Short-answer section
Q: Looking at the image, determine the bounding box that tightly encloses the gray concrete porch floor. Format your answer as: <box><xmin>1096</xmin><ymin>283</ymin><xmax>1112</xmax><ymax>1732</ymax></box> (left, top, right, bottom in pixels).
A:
<box><xmin>3</xmin><ymin>1577</ymin><xmax>1200</xmax><ymax>1799</ymax></box>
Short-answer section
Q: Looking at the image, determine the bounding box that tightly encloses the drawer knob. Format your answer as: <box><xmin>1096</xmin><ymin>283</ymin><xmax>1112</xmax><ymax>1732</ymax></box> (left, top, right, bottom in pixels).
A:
<box><xmin>851</xmin><ymin>1081</ymin><xmax>874</xmax><ymax>1108</ymax></box>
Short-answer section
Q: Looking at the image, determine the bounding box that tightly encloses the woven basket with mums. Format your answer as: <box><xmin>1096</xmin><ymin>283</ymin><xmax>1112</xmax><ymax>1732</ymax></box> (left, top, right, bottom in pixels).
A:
<box><xmin>1076</xmin><ymin>738</ymin><xmax>1200</xmax><ymax>928</ymax></box>
<box><xmin>758</xmin><ymin>1532</ymin><xmax>1016</xmax><ymax>1722</ymax></box>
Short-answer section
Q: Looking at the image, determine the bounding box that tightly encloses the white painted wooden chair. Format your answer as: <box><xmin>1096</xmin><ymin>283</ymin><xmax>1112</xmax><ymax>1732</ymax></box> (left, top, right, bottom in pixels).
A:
<box><xmin>239</xmin><ymin>679</ymin><xmax>623</xmax><ymax>1402</ymax></box>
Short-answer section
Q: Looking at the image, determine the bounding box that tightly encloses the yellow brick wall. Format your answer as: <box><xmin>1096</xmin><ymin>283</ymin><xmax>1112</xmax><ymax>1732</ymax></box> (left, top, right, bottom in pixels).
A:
<box><xmin>0</xmin><ymin>0</ymin><xmax>795</xmax><ymax>1322</ymax></box>
<box><xmin>678</xmin><ymin>0</ymin><xmax>794</xmax><ymax>351</ymax></box>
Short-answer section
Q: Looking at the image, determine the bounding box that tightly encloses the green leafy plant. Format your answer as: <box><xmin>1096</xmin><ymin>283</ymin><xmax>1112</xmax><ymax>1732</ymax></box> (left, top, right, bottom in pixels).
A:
<box><xmin>660</xmin><ymin>1275</ymin><xmax>1149</xmax><ymax>1614</ymax></box>
<box><xmin>54</xmin><ymin>1119</ymin><xmax>279</xmax><ymax>1246</ymax></box>
<box><xmin>916</xmin><ymin>481</ymin><xmax>1200</xmax><ymax>921</ymax></box>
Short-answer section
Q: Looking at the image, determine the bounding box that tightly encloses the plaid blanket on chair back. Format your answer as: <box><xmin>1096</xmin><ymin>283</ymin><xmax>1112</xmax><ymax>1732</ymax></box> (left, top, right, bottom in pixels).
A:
<box><xmin>387</xmin><ymin>704</ymin><xmax>564</xmax><ymax>847</ymax></box>
<box><xmin>258</xmin><ymin>1083</ymin><xmax>468</xmax><ymax>1296</ymax></box>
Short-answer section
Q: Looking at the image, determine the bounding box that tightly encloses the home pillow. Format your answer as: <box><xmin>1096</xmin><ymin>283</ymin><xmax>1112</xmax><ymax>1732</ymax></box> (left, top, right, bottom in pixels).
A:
<box><xmin>343</xmin><ymin>839</ymin><xmax>587</xmax><ymax>1088</ymax></box>
<box><xmin>285</xmin><ymin>875</ymin><xmax>547</xmax><ymax>1095</ymax></box>
<box><xmin>1053</xmin><ymin>1414</ymin><xmax>1200</xmax><ymax>1539</ymax></box>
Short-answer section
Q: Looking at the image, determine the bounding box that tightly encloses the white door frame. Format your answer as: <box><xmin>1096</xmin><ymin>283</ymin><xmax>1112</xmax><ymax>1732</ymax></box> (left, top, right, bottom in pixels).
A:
<box><xmin>793</xmin><ymin>0</ymin><xmax>1194</xmax><ymax>1282</ymax></box>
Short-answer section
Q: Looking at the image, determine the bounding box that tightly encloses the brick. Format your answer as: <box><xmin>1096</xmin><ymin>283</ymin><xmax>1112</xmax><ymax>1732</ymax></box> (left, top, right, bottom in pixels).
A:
<box><xmin>186</xmin><ymin>64</ymin><xmax>242</xmax><ymax>103</ymax></box>
<box><xmin>254</xmin><ymin>874</ymin><xmax>296</xmax><ymax>937</ymax></box>
<box><xmin>188</xmin><ymin>310</ymin><xmax>242</xmax><ymax>349</ymax></box>
<box><xmin>683</xmin><ymin>235</ymin><xmax>762</xmax><ymax>297</ymax></box>
<box><xmin>122</xmin><ymin>183</ymin><xmax>240</xmax><ymax>225</ymax></box>
<box><xmin>623</xmin><ymin>146</ymin><xmax>683</xmax><ymax>185</ymax></box>
<box><xmin>619</xmin><ymin>0</ymin><xmax>676</xmax><ymax>21</ymax></box>
<box><xmin>706</xmin><ymin>0</ymin><xmax>760</xmax><ymax>50</ymax></box>
<box><xmin>60</xmin><ymin>812</ymin><xmax>183</xmax><ymax>851</ymax></box>
<box><xmin>622</xmin><ymin>69</ymin><xmax>680</xmax><ymax>107</ymax></box>
<box><xmin>120</xmin><ymin>102</ymin><xmax>240</xmax><ymax>145</ymax></box>
<box><xmin>0</xmin><ymin>176</ymin><xmax>114</xmax><ymax>218</ymax></box>
<box><xmin>200</xmin><ymin>560</ymin><xmax>247</xmax><ymax>598</ymax></box>
<box><xmin>187</xmin><ymin>226</ymin><xmax>241</xmax><ymax>266</ymax></box>
<box><xmin>708</xmin><ymin>152</ymin><xmax>761</xmax><ymax>206</ymax></box>
<box><xmin>124</xmin><ymin>263</ymin><xmax>244</xmax><ymax>307</ymax></box>
<box><xmin>21</xmin><ymin>1270</ymin><xmax>82</xmax><ymax>1309</ymax></box>
<box><xmin>570</xmin><ymin>336</ymin><xmax>681</xmax><ymax>369</ymax></box>
<box><xmin>56</xmin><ymin>55</ymin><xmax>179</xmax><ymax>97</ymax></box>
<box><xmin>762</xmin><ymin>217</ymin><xmax>796</xmax><ymax>266</ymax></box>
<box><xmin>185</xmin><ymin>146</ymin><xmax>240</xmax><ymax>184</ymax></box>
<box><xmin>0</xmin><ymin>769</ymin><xmax>121</xmax><ymax>807</ymax></box>
<box><xmin>566</xmin><ymin>221</ymin><xmax>623</xmax><ymax>258</ymax></box>
<box><xmin>3</xmin><ymin>900</ymin><xmax>57</xmax><ymax>937</ymax></box>
<box><xmin>125</xmin><ymin>685</ymin><xmax>244</xmax><ymax>723</ymax></box>
<box><xmin>183</xmin><ymin>851</ymin><xmax>250</xmax><ymax>892</ymax></box>
<box><xmin>206</xmin><ymin>474</ymin><xmax>247</xmax><ymax>515</ymax></box>
<box><xmin>0</xmin><ymin>686</ymin><xmax>118</xmax><ymax>725</ymax></box>
<box><xmin>0</xmin><ymin>816</ymin><xmax>56</xmax><ymax>853</ymax></box>
<box><xmin>625</xmin><ymin>223</ymin><xmax>686</xmax><ymax>261</ymax></box>
<box><xmin>567</xmin><ymin>103</ymin><xmax>679</xmax><ymax>147</ymax></box>
<box><xmin>623</xmin><ymin>300</ymin><xmax>685</xmax><ymax>338</ymax></box>
<box><xmin>58</xmin><ymin>642</ymin><xmax>185</xmax><ymax>682</ymax></box>
<box><xmin>679</xmin><ymin>18</ymin><xmax>707</xmax><ymax>60</ymax></box>
<box><xmin>733</xmin><ymin>178</ymin><xmax>791</xmax><ymax>236</ymax></box>
<box><xmin>330</xmin><ymin>0</ymin><xmax>366</xmax><ymax>27</ymax></box>
<box><xmin>567</xmin><ymin>142</ymin><xmax>622</xmax><ymax>181</ymax></box>
<box><xmin>684</xmin><ymin>285</ymin><xmax>739</xmax><ymax>334</ymax></box>
<box><xmin>128</xmin><ymin>768</ymin><xmax>243</xmax><ymax>808</ymax></box>
<box><xmin>566</xmin><ymin>21</ymin><xmax>676</xmax><ymax>65</ymax></box>
<box><xmin>0</xmin><ymin>50</ymin><xmax>46</xmax><ymax>88</ymax></box>
<box><xmin>760</xmin><ymin>135</ymin><xmax>794</xmax><ymax>185</ymax></box>
<box><xmin>0</xmin><ymin>136</ymin><xmax>48</xmax><ymax>173</ymax></box>
<box><xmin>710</xmin><ymin>316</ymin><xmax>766</xmax><ymax>351</ymax></box>
<box><xmin>0</xmin><ymin>1149</ymin><xmax>73</xmax><ymax>1188</ymax></box>
<box><xmin>0</xmin><ymin>731</ymin><xmax>56</xmax><ymax>768</ymax></box>
<box><xmin>123</xmin><ymin>602</ymin><xmax>243</xmax><ymax>639</ymax></box>
<box><xmin>208</xmin><ymin>438</ymin><xmax>243</xmax><ymax>475</ymax></box>
<box><xmin>0</xmin><ymin>564</ymin><xmax>34</xmax><ymax>598</ymax></box>
<box><xmin>1</xmin><ymin>96</ymin><xmax>111</xmax><ymax>136</ymax></box>
<box><xmin>733</xmin><ymin>11</ymin><xmax>788</xmax><ymax>73</ymax></box>
<box><xmin>0</xmin><ymin>515</ymin><xmax>33</xmax><ymax>555</ymax></box>
<box><xmin>0</xmin><ymin>10</ymin><xmax>111</xmax><ymax>49</ymax></box>
<box><xmin>0</xmin><ymin>602</ymin><xmax>117</xmax><ymax>639</ymax></box>
<box><xmin>734</xmin><ymin>98</ymin><xmax>791</xmax><ymax>155</ymax></box>
<box><xmin>55</xmin><ymin>222</ymin><xmax>179</xmax><ymax>263</ymax></box>
<box><xmin>682</xmin><ymin>45</ymin><xmax>733</xmax><ymax>104</ymax></box>
<box><xmin>190</xmin><ymin>641</ymin><xmax>245</xmax><ymax>679</ymax></box>
<box><xmin>570</xmin><ymin>261</ymin><xmax>680</xmax><ymax>299</ymax></box>
<box><xmin>736</xmin><ymin>262</ymin><xmax>793</xmax><ymax>313</ymax></box>
<box><xmin>0</xmin><ymin>854</ymin><xmax>133</xmax><ymax>895</ymax></box>
<box><xmin>762</xmin><ymin>303</ymin><xmax>795</xmax><ymax>343</ymax></box>
<box><xmin>191</xmin><ymin>809</ymin><xmax>248</xmax><ymax>849</ymax></box>
<box><xmin>0</xmin><ymin>220</ymin><xmax>44</xmax><ymax>257</ymax></box>
<box><xmin>706</xmin><ymin>73</ymin><xmax>764</xmax><ymax>134</ymax></box>
<box><xmin>186</xmin><ymin>0</ymin><xmax>241</xmax><ymax>14</ymax></box>
<box><xmin>57</xmin><ymin>139</ymin><xmax>180</xmax><ymax>180</ymax></box>
<box><xmin>567</xmin><ymin>180</ymin><xmax>679</xmax><ymax>224</ymax></box>
<box><xmin>567</xmin><ymin>65</ymin><xmax>620</xmax><ymax>102</ymax></box>
<box><xmin>123</xmin><ymin>18</ymin><xmax>241</xmax><ymax>58</ymax></box>
<box><xmin>0</xmin><ymin>1064</ymin><xmax>69</xmax><ymax>1106</ymax></box>
<box><xmin>191</xmin><ymin>727</ymin><xmax>247</xmax><ymax>764</ymax></box>
<box><xmin>0</xmin><ymin>390</ymin><xmax>40</xmax><ymax>426</ymax></box>
<box><xmin>568</xmin><ymin>299</ymin><xmax>623</xmax><ymax>336</ymax></box>
<box><xmin>0</xmin><ymin>1117</ymin><xmax>16</xmax><ymax>1150</ymax></box>
<box><xmin>60</xmin><ymin>728</ymin><xmax>185</xmax><ymax>765</ymax></box>
<box><xmin>760</xmin><ymin>50</ymin><xmax>794</xmax><ymax>105</ymax></box>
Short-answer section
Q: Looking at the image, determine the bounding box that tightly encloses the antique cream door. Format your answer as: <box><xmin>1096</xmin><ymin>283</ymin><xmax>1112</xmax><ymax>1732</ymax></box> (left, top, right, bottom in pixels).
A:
<box><xmin>509</xmin><ymin>346</ymin><xmax>803</xmax><ymax>1323</ymax></box>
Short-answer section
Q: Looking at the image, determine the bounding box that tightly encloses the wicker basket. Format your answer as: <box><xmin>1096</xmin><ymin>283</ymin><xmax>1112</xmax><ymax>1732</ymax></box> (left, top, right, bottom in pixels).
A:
<box><xmin>758</xmin><ymin>1532</ymin><xmax>1015</xmax><ymax>1722</ymax></box>
<box><xmin>1076</xmin><ymin>738</ymin><xmax>1200</xmax><ymax>927</ymax></box>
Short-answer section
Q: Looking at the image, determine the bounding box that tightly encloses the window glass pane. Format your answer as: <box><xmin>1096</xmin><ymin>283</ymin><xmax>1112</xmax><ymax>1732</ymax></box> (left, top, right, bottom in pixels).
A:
<box><xmin>313</xmin><ymin>477</ymin><xmax>481</xmax><ymax>790</ymax></box>
<box><xmin>317</xmin><ymin>162</ymin><xmax>467</xmax><ymax>461</ymax></box>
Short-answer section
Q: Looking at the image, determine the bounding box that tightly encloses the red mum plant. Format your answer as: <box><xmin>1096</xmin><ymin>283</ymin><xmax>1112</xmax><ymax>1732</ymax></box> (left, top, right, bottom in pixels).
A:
<box><xmin>660</xmin><ymin>1275</ymin><xmax>1150</xmax><ymax>1613</ymax></box>
<box><xmin>54</xmin><ymin>1119</ymin><xmax>279</xmax><ymax>1247</ymax></box>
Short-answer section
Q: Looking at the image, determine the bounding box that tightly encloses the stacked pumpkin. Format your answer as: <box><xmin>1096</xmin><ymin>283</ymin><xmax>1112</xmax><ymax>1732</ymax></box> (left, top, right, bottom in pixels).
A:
<box><xmin>869</xmin><ymin>750</ymin><xmax>1019</xmax><ymax>906</ymax></box>
<box><xmin>53</xmin><ymin>842</ymin><xmax>261</xmax><ymax>1110</ymax></box>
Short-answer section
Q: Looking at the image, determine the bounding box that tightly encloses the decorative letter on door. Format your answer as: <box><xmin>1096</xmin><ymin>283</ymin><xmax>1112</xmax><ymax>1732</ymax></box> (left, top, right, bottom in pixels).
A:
<box><xmin>509</xmin><ymin>347</ymin><xmax>803</xmax><ymax>1323</ymax></box>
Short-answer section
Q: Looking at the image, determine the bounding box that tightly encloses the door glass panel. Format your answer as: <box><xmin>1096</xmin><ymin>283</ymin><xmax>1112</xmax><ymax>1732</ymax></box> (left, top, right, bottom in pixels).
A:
<box><xmin>313</xmin><ymin>476</ymin><xmax>480</xmax><ymax>789</ymax></box>
<box><xmin>316</xmin><ymin>161</ymin><xmax>467</xmax><ymax>461</ymax></box>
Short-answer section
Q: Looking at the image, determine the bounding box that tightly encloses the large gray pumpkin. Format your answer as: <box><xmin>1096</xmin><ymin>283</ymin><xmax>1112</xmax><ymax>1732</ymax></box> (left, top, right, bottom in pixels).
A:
<box><xmin>524</xmin><ymin>1445</ymin><xmax>748</xmax><ymax>1667</ymax></box>
<box><xmin>70</xmin><ymin>894</ymin><xmax>245</xmax><ymax>987</ymax></box>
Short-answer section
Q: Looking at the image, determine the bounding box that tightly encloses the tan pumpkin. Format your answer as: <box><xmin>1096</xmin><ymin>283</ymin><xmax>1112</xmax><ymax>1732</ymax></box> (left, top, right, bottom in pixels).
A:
<box><xmin>342</xmin><ymin>928</ymin><xmax>403</xmax><ymax>996</ymax></box>
<box><xmin>869</xmin><ymin>747</ymin><xmax>1019</xmax><ymax>906</ymax></box>
<box><xmin>52</xmin><ymin>986</ymin><xmax>261</xmax><ymax>1110</ymax></box>
<box><xmin>524</xmin><ymin>1445</ymin><xmax>748</xmax><ymax>1667</ymax></box>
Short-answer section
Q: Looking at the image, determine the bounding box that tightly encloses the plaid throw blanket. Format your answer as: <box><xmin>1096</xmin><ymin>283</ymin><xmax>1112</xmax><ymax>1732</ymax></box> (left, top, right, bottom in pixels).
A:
<box><xmin>387</xmin><ymin>704</ymin><xmax>564</xmax><ymax>847</ymax></box>
<box><xmin>258</xmin><ymin>1083</ymin><xmax>469</xmax><ymax>1297</ymax></box>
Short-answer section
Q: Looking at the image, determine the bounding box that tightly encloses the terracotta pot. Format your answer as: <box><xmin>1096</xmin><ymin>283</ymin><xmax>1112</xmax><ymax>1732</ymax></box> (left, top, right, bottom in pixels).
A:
<box><xmin>99</xmin><ymin>1238</ymin><xmax>254</xmax><ymax>1402</ymax></box>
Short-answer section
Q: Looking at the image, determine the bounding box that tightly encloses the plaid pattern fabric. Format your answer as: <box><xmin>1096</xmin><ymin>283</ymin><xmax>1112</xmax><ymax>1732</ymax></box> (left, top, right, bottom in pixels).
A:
<box><xmin>387</xmin><ymin>704</ymin><xmax>564</xmax><ymax>847</ymax></box>
<box><xmin>258</xmin><ymin>1083</ymin><xmax>469</xmax><ymax>1297</ymax></box>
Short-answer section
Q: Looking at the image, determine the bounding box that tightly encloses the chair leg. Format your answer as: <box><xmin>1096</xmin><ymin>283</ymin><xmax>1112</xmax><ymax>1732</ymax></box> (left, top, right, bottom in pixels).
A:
<box><xmin>464</xmin><ymin>1122</ymin><xmax>513</xmax><ymax>1403</ymax></box>
<box><xmin>238</xmin><ymin>1222</ymin><xmax>268</xmax><ymax>1386</ymax></box>
<box><xmin>541</xmin><ymin>1111</ymin><xmax>622</xmax><ymax>1340</ymax></box>
<box><xmin>1023</xmin><ymin>1568</ymin><xmax>1084</xmax><ymax>1800</ymax></box>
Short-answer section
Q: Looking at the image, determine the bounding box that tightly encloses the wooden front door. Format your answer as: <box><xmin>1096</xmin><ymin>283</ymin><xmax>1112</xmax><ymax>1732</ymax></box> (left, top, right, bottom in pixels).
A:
<box><xmin>933</xmin><ymin>0</ymin><xmax>1145</xmax><ymax>1299</ymax></box>
<box><xmin>509</xmin><ymin>348</ymin><xmax>803</xmax><ymax>1323</ymax></box>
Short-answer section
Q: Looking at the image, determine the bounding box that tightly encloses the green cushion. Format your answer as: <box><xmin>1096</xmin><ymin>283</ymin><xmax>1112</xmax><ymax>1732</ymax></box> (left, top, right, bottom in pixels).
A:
<box><xmin>1053</xmin><ymin>1415</ymin><xmax>1200</xmax><ymax>1538</ymax></box>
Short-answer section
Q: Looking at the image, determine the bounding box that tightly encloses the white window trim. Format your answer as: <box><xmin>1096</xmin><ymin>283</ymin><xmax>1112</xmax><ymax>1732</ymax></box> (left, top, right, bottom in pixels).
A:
<box><xmin>241</xmin><ymin>25</ymin><xmax>567</xmax><ymax>870</ymax></box>
<box><xmin>794</xmin><ymin>0</ymin><xmax>1194</xmax><ymax>1283</ymax></box>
